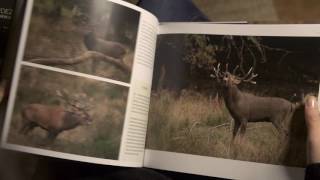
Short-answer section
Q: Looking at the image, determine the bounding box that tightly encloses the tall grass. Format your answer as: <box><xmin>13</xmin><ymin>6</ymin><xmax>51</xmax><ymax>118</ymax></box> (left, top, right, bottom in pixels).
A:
<box><xmin>146</xmin><ymin>90</ymin><xmax>306</xmax><ymax>167</ymax></box>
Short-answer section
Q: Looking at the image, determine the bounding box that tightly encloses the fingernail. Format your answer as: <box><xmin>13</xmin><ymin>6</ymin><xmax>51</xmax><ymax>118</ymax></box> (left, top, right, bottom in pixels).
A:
<box><xmin>307</xmin><ymin>96</ymin><xmax>316</xmax><ymax>108</ymax></box>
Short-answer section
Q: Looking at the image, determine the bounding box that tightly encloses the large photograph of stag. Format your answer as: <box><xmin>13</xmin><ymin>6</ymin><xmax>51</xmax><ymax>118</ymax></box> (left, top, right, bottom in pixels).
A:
<box><xmin>23</xmin><ymin>0</ymin><xmax>140</xmax><ymax>83</ymax></box>
<box><xmin>146</xmin><ymin>34</ymin><xmax>320</xmax><ymax>167</ymax></box>
<box><xmin>6</xmin><ymin>66</ymin><xmax>128</xmax><ymax>160</ymax></box>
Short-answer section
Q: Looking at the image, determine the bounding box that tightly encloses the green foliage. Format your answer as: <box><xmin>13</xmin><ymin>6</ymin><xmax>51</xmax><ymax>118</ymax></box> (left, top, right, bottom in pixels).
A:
<box><xmin>183</xmin><ymin>34</ymin><xmax>267</xmax><ymax>73</ymax></box>
<box><xmin>89</xmin><ymin>135</ymin><xmax>120</xmax><ymax>159</ymax></box>
<box><xmin>184</xmin><ymin>35</ymin><xmax>219</xmax><ymax>70</ymax></box>
<box><xmin>105</xmin><ymin>86</ymin><xmax>127</xmax><ymax>100</ymax></box>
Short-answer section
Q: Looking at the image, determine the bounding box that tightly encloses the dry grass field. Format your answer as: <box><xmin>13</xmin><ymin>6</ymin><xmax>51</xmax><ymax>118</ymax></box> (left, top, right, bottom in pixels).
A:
<box><xmin>146</xmin><ymin>90</ymin><xmax>306</xmax><ymax>166</ymax></box>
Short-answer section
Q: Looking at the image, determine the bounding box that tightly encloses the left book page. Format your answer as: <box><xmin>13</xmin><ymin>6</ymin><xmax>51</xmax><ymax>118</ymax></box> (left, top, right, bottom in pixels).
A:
<box><xmin>1</xmin><ymin>0</ymin><xmax>158</xmax><ymax>167</ymax></box>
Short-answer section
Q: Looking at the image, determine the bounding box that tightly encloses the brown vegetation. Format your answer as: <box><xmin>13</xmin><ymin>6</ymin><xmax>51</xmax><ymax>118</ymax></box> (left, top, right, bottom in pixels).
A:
<box><xmin>146</xmin><ymin>90</ymin><xmax>306</xmax><ymax>166</ymax></box>
<box><xmin>24</xmin><ymin>1</ymin><xmax>138</xmax><ymax>83</ymax></box>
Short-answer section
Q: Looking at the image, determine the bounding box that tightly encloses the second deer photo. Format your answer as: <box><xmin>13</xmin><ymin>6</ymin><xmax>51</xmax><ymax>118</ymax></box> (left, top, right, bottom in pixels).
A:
<box><xmin>146</xmin><ymin>34</ymin><xmax>320</xmax><ymax>167</ymax></box>
<box><xmin>4</xmin><ymin>65</ymin><xmax>129</xmax><ymax>160</ymax></box>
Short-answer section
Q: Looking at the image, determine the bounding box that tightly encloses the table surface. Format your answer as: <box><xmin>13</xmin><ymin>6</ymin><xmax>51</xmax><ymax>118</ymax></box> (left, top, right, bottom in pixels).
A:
<box><xmin>125</xmin><ymin>0</ymin><xmax>320</xmax><ymax>23</ymax></box>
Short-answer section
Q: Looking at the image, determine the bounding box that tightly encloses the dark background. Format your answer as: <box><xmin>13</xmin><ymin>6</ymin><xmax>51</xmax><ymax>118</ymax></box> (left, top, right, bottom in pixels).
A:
<box><xmin>153</xmin><ymin>34</ymin><xmax>320</xmax><ymax>97</ymax></box>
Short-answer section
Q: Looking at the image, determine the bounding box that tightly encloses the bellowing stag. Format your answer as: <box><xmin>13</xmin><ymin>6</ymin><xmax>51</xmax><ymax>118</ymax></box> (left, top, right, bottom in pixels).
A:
<box><xmin>211</xmin><ymin>63</ymin><xmax>302</xmax><ymax>142</ymax></box>
<box><xmin>20</xmin><ymin>90</ymin><xmax>92</xmax><ymax>141</ymax></box>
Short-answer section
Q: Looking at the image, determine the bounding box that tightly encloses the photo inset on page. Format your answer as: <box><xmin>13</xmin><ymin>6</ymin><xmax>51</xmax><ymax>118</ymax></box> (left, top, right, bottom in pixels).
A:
<box><xmin>6</xmin><ymin>65</ymin><xmax>129</xmax><ymax>160</ymax></box>
<box><xmin>23</xmin><ymin>0</ymin><xmax>140</xmax><ymax>83</ymax></box>
<box><xmin>147</xmin><ymin>34</ymin><xmax>320</xmax><ymax>167</ymax></box>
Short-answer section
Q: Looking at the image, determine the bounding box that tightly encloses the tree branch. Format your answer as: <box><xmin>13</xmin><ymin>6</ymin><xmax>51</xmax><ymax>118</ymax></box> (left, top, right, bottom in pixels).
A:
<box><xmin>27</xmin><ymin>51</ymin><xmax>131</xmax><ymax>74</ymax></box>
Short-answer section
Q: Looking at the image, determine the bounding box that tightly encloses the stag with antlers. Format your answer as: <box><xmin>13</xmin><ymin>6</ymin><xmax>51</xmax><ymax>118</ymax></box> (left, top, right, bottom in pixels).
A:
<box><xmin>211</xmin><ymin>63</ymin><xmax>302</xmax><ymax>143</ymax></box>
<box><xmin>20</xmin><ymin>90</ymin><xmax>93</xmax><ymax>141</ymax></box>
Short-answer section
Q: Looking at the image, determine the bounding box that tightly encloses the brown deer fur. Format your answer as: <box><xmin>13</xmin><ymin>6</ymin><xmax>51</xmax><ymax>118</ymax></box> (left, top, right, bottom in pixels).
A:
<box><xmin>222</xmin><ymin>79</ymin><xmax>301</xmax><ymax>142</ymax></box>
<box><xmin>212</xmin><ymin>64</ymin><xmax>302</xmax><ymax>142</ymax></box>
<box><xmin>20</xmin><ymin>104</ymin><xmax>91</xmax><ymax>140</ymax></box>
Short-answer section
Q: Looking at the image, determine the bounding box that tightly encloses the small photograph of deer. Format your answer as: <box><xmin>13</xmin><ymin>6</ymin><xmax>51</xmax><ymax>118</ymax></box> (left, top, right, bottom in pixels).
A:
<box><xmin>6</xmin><ymin>66</ymin><xmax>128</xmax><ymax>160</ymax></box>
<box><xmin>147</xmin><ymin>34</ymin><xmax>320</xmax><ymax>167</ymax></box>
<box><xmin>23</xmin><ymin>0</ymin><xmax>140</xmax><ymax>83</ymax></box>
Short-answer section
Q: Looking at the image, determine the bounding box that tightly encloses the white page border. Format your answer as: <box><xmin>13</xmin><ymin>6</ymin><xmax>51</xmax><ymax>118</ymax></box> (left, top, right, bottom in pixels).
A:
<box><xmin>159</xmin><ymin>23</ymin><xmax>320</xmax><ymax>37</ymax></box>
<box><xmin>144</xmin><ymin>149</ymin><xmax>304</xmax><ymax>180</ymax></box>
<box><xmin>145</xmin><ymin>23</ymin><xmax>315</xmax><ymax>179</ymax></box>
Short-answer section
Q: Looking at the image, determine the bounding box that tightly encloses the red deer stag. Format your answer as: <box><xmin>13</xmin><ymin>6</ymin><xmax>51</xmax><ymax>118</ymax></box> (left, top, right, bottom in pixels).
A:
<box><xmin>19</xmin><ymin>90</ymin><xmax>92</xmax><ymax>141</ymax></box>
<box><xmin>211</xmin><ymin>63</ymin><xmax>302</xmax><ymax>143</ymax></box>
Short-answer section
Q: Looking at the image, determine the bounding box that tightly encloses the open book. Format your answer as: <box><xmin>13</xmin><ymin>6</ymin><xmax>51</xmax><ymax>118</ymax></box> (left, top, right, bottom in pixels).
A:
<box><xmin>1</xmin><ymin>0</ymin><xmax>319</xmax><ymax>179</ymax></box>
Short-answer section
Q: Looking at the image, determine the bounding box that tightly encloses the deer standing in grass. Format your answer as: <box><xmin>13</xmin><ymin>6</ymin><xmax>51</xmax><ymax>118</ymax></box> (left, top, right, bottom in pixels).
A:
<box><xmin>211</xmin><ymin>63</ymin><xmax>302</xmax><ymax>143</ymax></box>
<box><xmin>20</xmin><ymin>90</ymin><xmax>92</xmax><ymax>141</ymax></box>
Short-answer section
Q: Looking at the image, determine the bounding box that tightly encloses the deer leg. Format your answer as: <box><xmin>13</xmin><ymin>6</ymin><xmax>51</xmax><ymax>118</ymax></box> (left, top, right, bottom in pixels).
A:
<box><xmin>272</xmin><ymin>119</ymin><xmax>289</xmax><ymax>140</ymax></box>
<box><xmin>47</xmin><ymin>131</ymin><xmax>58</xmax><ymax>142</ymax></box>
<box><xmin>19</xmin><ymin>123</ymin><xmax>28</xmax><ymax>134</ymax></box>
<box><xmin>20</xmin><ymin>122</ymin><xmax>37</xmax><ymax>134</ymax></box>
<box><xmin>238</xmin><ymin>120</ymin><xmax>247</xmax><ymax>144</ymax></box>
<box><xmin>232</xmin><ymin>120</ymin><xmax>241</xmax><ymax>143</ymax></box>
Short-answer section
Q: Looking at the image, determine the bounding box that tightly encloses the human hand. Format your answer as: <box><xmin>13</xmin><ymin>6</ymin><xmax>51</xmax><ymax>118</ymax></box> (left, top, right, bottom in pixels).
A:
<box><xmin>305</xmin><ymin>96</ymin><xmax>320</xmax><ymax>164</ymax></box>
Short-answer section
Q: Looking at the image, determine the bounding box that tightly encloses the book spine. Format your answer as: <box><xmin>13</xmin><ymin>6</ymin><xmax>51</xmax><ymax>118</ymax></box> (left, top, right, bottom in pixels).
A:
<box><xmin>0</xmin><ymin>0</ymin><xmax>16</xmax><ymax>67</ymax></box>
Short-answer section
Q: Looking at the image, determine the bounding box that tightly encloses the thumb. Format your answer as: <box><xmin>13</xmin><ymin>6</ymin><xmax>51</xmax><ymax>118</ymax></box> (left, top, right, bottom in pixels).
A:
<box><xmin>305</xmin><ymin>96</ymin><xmax>320</xmax><ymax>164</ymax></box>
<box><xmin>305</xmin><ymin>96</ymin><xmax>320</xmax><ymax>132</ymax></box>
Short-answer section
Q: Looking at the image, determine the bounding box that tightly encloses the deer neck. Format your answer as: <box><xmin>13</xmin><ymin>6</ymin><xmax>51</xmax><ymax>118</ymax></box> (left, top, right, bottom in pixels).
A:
<box><xmin>62</xmin><ymin>112</ymin><xmax>82</xmax><ymax>130</ymax></box>
<box><xmin>224</xmin><ymin>84</ymin><xmax>242</xmax><ymax>104</ymax></box>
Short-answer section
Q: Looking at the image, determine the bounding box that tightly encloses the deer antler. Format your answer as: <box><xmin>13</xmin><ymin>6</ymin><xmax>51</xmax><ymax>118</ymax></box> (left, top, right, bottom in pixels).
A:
<box><xmin>56</xmin><ymin>89</ymin><xmax>91</xmax><ymax>112</ymax></box>
<box><xmin>225</xmin><ymin>63</ymin><xmax>229</xmax><ymax>73</ymax></box>
<box><xmin>232</xmin><ymin>65</ymin><xmax>239</xmax><ymax>75</ymax></box>
<box><xmin>242</xmin><ymin>72</ymin><xmax>258</xmax><ymax>84</ymax></box>
<box><xmin>239</xmin><ymin>67</ymin><xmax>258</xmax><ymax>84</ymax></box>
<box><xmin>212</xmin><ymin>63</ymin><xmax>227</xmax><ymax>80</ymax></box>
<box><xmin>211</xmin><ymin>62</ymin><xmax>258</xmax><ymax>85</ymax></box>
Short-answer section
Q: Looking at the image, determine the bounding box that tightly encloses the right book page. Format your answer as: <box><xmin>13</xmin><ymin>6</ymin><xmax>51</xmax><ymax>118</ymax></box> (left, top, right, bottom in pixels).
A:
<box><xmin>144</xmin><ymin>24</ymin><xmax>320</xmax><ymax>180</ymax></box>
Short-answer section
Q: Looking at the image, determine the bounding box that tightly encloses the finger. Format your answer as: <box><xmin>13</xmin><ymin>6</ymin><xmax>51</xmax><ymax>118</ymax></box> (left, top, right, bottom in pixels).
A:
<box><xmin>305</xmin><ymin>96</ymin><xmax>320</xmax><ymax>164</ymax></box>
<box><xmin>305</xmin><ymin>96</ymin><xmax>320</xmax><ymax>129</ymax></box>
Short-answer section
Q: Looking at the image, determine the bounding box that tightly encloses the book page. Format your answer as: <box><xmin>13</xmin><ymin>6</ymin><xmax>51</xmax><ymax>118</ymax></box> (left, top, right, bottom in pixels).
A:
<box><xmin>1</xmin><ymin>0</ymin><xmax>158</xmax><ymax>167</ymax></box>
<box><xmin>144</xmin><ymin>24</ymin><xmax>320</xmax><ymax>179</ymax></box>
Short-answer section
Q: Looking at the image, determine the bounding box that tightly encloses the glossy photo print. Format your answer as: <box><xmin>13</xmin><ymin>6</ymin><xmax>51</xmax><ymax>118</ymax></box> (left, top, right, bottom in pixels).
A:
<box><xmin>146</xmin><ymin>34</ymin><xmax>320</xmax><ymax>167</ymax></box>
<box><xmin>23</xmin><ymin>0</ymin><xmax>140</xmax><ymax>83</ymax></box>
<box><xmin>6</xmin><ymin>66</ymin><xmax>129</xmax><ymax>160</ymax></box>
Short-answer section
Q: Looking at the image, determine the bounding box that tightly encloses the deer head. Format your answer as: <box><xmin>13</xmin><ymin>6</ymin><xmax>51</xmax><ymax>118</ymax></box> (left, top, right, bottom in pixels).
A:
<box><xmin>56</xmin><ymin>89</ymin><xmax>93</xmax><ymax>125</ymax></box>
<box><xmin>211</xmin><ymin>63</ymin><xmax>258</xmax><ymax>87</ymax></box>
